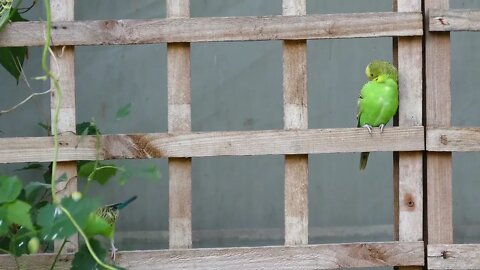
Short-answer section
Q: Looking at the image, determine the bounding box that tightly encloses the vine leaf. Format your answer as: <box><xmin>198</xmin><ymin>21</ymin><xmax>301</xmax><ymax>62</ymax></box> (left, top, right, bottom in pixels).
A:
<box><xmin>24</xmin><ymin>181</ymin><xmax>51</xmax><ymax>203</ymax></box>
<box><xmin>72</xmin><ymin>239</ymin><xmax>124</xmax><ymax>270</ymax></box>
<box><xmin>37</xmin><ymin>197</ymin><xmax>99</xmax><ymax>241</ymax></box>
<box><xmin>71</xmin><ymin>239</ymin><xmax>106</xmax><ymax>270</ymax></box>
<box><xmin>0</xmin><ymin>47</ymin><xmax>26</xmax><ymax>83</ymax></box>
<box><xmin>0</xmin><ymin>207</ymin><xmax>8</xmax><ymax>236</ymax></box>
<box><xmin>4</xmin><ymin>200</ymin><xmax>34</xmax><ymax>230</ymax></box>
<box><xmin>115</xmin><ymin>103</ymin><xmax>132</xmax><ymax>120</ymax></box>
<box><xmin>78</xmin><ymin>161</ymin><xmax>118</xmax><ymax>185</ymax></box>
<box><xmin>0</xmin><ymin>175</ymin><xmax>22</xmax><ymax>203</ymax></box>
<box><xmin>141</xmin><ymin>165</ymin><xmax>161</xmax><ymax>181</ymax></box>
<box><xmin>0</xmin><ymin>5</ymin><xmax>12</xmax><ymax>31</ymax></box>
<box><xmin>77</xmin><ymin>121</ymin><xmax>100</xmax><ymax>136</ymax></box>
<box><xmin>0</xmin><ymin>9</ymin><xmax>28</xmax><ymax>83</ymax></box>
<box><xmin>8</xmin><ymin>226</ymin><xmax>32</xmax><ymax>256</ymax></box>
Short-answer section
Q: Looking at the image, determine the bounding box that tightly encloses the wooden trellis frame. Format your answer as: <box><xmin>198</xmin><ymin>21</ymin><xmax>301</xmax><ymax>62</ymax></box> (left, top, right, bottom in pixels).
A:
<box><xmin>11</xmin><ymin>0</ymin><xmax>480</xmax><ymax>269</ymax></box>
<box><xmin>425</xmin><ymin>5</ymin><xmax>480</xmax><ymax>270</ymax></box>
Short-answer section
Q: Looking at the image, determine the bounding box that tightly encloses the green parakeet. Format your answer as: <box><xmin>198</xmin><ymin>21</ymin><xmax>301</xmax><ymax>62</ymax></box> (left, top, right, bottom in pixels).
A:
<box><xmin>357</xmin><ymin>61</ymin><xmax>398</xmax><ymax>170</ymax></box>
<box><xmin>84</xmin><ymin>195</ymin><xmax>137</xmax><ymax>261</ymax></box>
<box><xmin>365</xmin><ymin>60</ymin><xmax>398</xmax><ymax>82</ymax></box>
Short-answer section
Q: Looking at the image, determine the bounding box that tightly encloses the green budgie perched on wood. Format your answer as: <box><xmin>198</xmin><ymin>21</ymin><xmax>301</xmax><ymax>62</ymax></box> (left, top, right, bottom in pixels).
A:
<box><xmin>84</xmin><ymin>195</ymin><xmax>137</xmax><ymax>261</ymax></box>
<box><xmin>365</xmin><ymin>60</ymin><xmax>398</xmax><ymax>82</ymax></box>
<box><xmin>357</xmin><ymin>60</ymin><xmax>398</xmax><ymax>170</ymax></box>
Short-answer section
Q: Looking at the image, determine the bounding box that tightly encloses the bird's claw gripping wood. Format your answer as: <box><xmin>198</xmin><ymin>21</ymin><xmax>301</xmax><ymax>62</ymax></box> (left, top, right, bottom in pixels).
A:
<box><xmin>379</xmin><ymin>124</ymin><xmax>385</xmax><ymax>133</ymax></box>
<box><xmin>362</xmin><ymin>124</ymin><xmax>373</xmax><ymax>135</ymax></box>
<box><xmin>110</xmin><ymin>239</ymin><xmax>118</xmax><ymax>261</ymax></box>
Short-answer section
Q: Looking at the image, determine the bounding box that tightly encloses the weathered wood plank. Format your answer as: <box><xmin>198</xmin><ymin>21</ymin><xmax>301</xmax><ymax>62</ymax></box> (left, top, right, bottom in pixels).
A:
<box><xmin>429</xmin><ymin>9</ymin><xmax>480</xmax><ymax>32</ymax></box>
<box><xmin>167</xmin><ymin>0</ymin><xmax>192</xmax><ymax>250</ymax></box>
<box><xmin>396</xmin><ymin>0</ymin><xmax>423</xmax><ymax>246</ymax></box>
<box><xmin>50</xmin><ymin>0</ymin><xmax>78</xmax><ymax>253</ymax></box>
<box><xmin>428</xmin><ymin>244</ymin><xmax>480</xmax><ymax>269</ymax></box>
<box><xmin>392</xmin><ymin>0</ymin><xmax>400</xmax><ymax>246</ymax></box>
<box><xmin>425</xmin><ymin>0</ymin><xmax>453</xmax><ymax>247</ymax></box>
<box><xmin>0</xmin><ymin>241</ymin><xmax>424</xmax><ymax>270</ymax></box>
<box><xmin>115</xmin><ymin>225</ymin><xmax>394</xmax><ymax>243</ymax></box>
<box><xmin>0</xmin><ymin>127</ymin><xmax>425</xmax><ymax>163</ymax></box>
<box><xmin>0</xmin><ymin>12</ymin><xmax>423</xmax><ymax>47</ymax></box>
<box><xmin>283</xmin><ymin>0</ymin><xmax>308</xmax><ymax>246</ymax></box>
<box><xmin>427</xmin><ymin>127</ymin><xmax>480</xmax><ymax>151</ymax></box>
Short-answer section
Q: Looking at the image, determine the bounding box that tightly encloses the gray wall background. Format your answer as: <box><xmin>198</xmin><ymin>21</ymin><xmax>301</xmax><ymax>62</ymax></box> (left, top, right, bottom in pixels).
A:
<box><xmin>1</xmin><ymin>0</ymin><xmax>480</xmax><ymax>262</ymax></box>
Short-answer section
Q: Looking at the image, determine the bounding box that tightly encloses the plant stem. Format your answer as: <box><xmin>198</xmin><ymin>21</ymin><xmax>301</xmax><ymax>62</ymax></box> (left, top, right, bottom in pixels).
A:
<box><xmin>49</xmin><ymin>238</ymin><xmax>66</xmax><ymax>270</ymax></box>
<box><xmin>0</xmin><ymin>88</ymin><xmax>53</xmax><ymax>116</ymax></box>
<box><xmin>58</xmin><ymin>205</ymin><xmax>117</xmax><ymax>270</ymax></box>
<box><xmin>41</xmin><ymin>0</ymin><xmax>60</xmax><ymax>204</ymax></box>
<box><xmin>42</xmin><ymin>0</ymin><xmax>117</xmax><ymax>269</ymax></box>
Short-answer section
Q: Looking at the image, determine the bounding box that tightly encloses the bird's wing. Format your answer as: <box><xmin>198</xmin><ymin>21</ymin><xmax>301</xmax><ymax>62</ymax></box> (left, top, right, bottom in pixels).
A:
<box><xmin>357</xmin><ymin>94</ymin><xmax>363</xmax><ymax>127</ymax></box>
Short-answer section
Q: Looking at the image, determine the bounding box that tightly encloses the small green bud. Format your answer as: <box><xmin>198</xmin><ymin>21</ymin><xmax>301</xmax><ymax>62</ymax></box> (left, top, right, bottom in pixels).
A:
<box><xmin>28</xmin><ymin>237</ymin><xmax>40</xmax><ymax>254</ymax></box>
<box><xmin>72</xmin><ymin>191</ymin><xmax>82</xmax><ymax>201</ymax></box>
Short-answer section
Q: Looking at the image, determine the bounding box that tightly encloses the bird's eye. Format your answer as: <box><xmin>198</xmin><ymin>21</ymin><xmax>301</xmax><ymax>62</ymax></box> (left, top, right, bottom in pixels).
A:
<box><xmin>370</xmin><ymin>73</ymin><xmax>374</xmax><ymax>77</ymax></box>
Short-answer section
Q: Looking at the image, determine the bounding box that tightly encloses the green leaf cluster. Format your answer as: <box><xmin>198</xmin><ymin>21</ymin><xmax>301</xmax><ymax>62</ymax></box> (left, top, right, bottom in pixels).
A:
<box><xmin>0</xmin><ymin>175</ymin><xmax>39</xmax><ymax>256</ymax></box>
<box><xmin>37</xmin><ymin>197</ymin><xmax>99</xmax><ymax>242</ymax></box>
<box><xmin>0</xmin><ymin>174</ymin><xmax>119</xmax><ymax>267</ymax></box>
<box><xmin>72</xmin><ymin>239</ymin><xmax>126</xmax><ymax>270</ymax></box>
<box><xmin>0</xmin><ymin>4</ymin><xmax>28</xmax><ymax>83</ymax></box>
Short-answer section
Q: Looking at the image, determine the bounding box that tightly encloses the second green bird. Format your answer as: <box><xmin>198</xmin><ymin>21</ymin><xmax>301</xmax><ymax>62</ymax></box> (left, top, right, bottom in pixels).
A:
<box><xmin>83</xmin><ymin>195</ymin><xmax>137</xmax><ymax>261</ymax></box>
<box><xmin>357</xmin><ymin>60</ymin><xmax>398</xmax><ymax>170</ymax></box>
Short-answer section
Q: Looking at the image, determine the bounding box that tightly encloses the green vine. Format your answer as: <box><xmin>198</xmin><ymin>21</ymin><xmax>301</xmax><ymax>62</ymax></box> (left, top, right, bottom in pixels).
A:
<box><xmin>0</xmin><ymin>1</ymin><xmax>161</xmax><ymax>269</ymax></box>
<box><xmin>41</xmin><ymin>0</ymin><xmax>117</xmax><ymax>269</ymax></box>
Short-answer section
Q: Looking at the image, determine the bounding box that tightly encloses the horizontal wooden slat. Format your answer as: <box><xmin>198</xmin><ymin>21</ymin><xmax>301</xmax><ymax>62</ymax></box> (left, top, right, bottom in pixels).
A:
<box><xmin>428</xmin><ymin>244</ymin><xmax>480</xmax><ymax>269</ymax></box>
<box><xmin>0</xmin><ymin>241</ymin><xmax>423</xmax><ymax>270</ymax></box>
<box><xmin>0</xmin><ymin>127</ymin><xmax>424</xmax><ymax>163</ymax></box>
<box><xmin>427</xmin><ymin>127</ymin><xmax>480</xmax><ymax>152</ymax></box>
<box><xmin>429</xmin><ymin>9</ymin><xmax>480</xmax><ymax>32</ymax></box>
<box><xmin>116</xmin><ymin>225</ymin><xmax>393</xmax><ymax>243</ymax></box>
<box><xmin>0</xmin><ymin>12</ymin><xmax>422</xmax><ymax>47</ymax></box>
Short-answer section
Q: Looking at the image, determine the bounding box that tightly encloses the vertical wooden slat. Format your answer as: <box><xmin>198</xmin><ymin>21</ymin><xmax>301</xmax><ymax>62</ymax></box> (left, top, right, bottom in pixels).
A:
<box><xmin>394</xmin><ymin>3</ymin><xmax>423</xmax><ymax>270</ymax></box>
<box><xmin>425</xmin><ymin>0</ymin><xmax>453</xmax><ymax>246</ymax></box>
<box><xmin>397</xmin><ymin>0</ymin><xmax>423</xmax><ymax>242</ymax></box>
<box><xmin>167</xmin><ymin>0</ymin><xmax>192</xmax><ymax>249</ymax></box>
<box><xmin>283</xmin><ymin>0</ymin><xmax>308</xmax><ymax>246</ymax></box>
<box><xmin>50</xmin><ymin>0</ymin><xmax>77</xmax><ymax>253</ymax></box>
<box><xmin>392</xmin><ymin>0</ymin><xmax>400</xmax><ymax>245</ymax></box>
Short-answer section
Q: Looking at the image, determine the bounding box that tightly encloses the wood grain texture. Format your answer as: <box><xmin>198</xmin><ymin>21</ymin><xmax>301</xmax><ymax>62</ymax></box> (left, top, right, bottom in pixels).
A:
<box><xmin>283</xmin><ymin>0</ymin><xmax>308</xmax><ymax>246</ymax></box>
<box><xmin>425</xmin><ymin>0</ymin><xmax>453</xmax><ymax>246</ymax></box>
<box><xmin>392</xmin><ymin>0</ymin><xmax>399</xmax><ymax>245</ymax></box>
<box><xmin>428</xmin><ymin>244</ymin><xmax>480</xmax><ymax>269</ymax></box>
<box><xmin>284</xmin><ymin>154</ymin><xmax>308</xmax><ymax>245</ymax></box>
<box><xmin>167</xmin><ymin>0</ymin><xmax>192</xmax><ymax>250</ymax></box>
<box><xmin>0</xmin><ymin>12</ymin><xmax>423</xmax><ymax>47</ymax></box>
<box><xmin>0</xmin><ymin>241</ymin><xmax>424</xmax><ymax>270</ymax></box>
<box><xmin>427</xmin><ymin>127</ymin><xmax>480</xmax><ymax>151</ymax></box>
<box><xmin>0</xmin><ymin>127</ymin><xmax>425</xmax><ymax>163</ymax></box>
<box><xmin>116</xmin><ymin>225</ymin><xmax>394</xmax><ymax>243</ymax></box>
<box><xmin>50</xmin><ymin>0</ymin><xmax>78</xmax><ymax>253</ymax></box>
<box><xmin>429</xmin><ymin>9</ymin><xmax>480</xmax><ymax>32</ymax></box>
<box><xmin>396</xmin><ymin>0</ymin><xmax>423</xmax><ymax>246</ymax></box>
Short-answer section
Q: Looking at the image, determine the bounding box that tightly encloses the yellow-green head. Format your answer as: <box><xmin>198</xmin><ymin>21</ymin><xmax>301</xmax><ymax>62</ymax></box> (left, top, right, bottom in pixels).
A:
<box><xmin>373</xmin><ymin>74</ymin><xmax>387</xmax><ymax>83</ymax></box>
<box><xmin>365</xmin><ymin>60</ymin><xmax>398</xmax><ymax>82</ymax></box>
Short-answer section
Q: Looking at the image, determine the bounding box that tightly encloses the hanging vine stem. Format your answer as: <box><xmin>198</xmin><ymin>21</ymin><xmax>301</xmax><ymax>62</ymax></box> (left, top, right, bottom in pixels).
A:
<box><xmin>41</xmin><ymin>1</ymin><xmax>117</xmax><ymax>269</ymax></box>
<box><xmin>48</xmin><ymin>239</ymin><xmax>66</xmax><ymax>270</ymax></box>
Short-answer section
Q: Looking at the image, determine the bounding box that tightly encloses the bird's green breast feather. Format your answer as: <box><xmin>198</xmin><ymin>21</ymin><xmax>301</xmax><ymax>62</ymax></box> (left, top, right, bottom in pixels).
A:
<box><xmin>358</xmin><ymin>78</ymin><xmax>398</xmax><ymax>127</ymax></box>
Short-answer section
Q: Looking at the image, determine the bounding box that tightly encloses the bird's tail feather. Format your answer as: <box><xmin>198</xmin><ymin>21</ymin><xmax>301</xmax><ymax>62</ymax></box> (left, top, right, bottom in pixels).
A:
<box><xmin>117</xmin><ymin>195</ymin><xmax>137</xmax><ymax>210</ymax></box>
<box><xmin>359</xmin><ymin>152</ymin><xmax>370</xmax><ymax>171</ymax></box>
